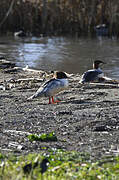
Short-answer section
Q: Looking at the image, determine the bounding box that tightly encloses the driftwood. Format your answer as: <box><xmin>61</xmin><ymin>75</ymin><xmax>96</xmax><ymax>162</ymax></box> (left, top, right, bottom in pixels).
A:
<box><xmin>89</xmin><ymin>82</ymin><xmax>119</xmax><ymax>88</ymax></box>
<box><xmin>4</xmin><ymin>66</ymin><xmax>44</xmax><ymax>73</ymax></box>
<box><xmin>8</xmin><ymin>142</ymin><xmax>24</xmax><ymax>150</ymax></box>
<box><xmin>4</xmin><ymin>66</ymin><xmax>52</xmax><ymax>81</ymax></box>
<box><xmin>79</xmin><ymin>78</ymin><xmax>119</xmax><ymax>88</ymax></box>
<box><xmin>16</xmin><ymin>78</ymin><xmax>43</xmax><ymax>83</ymax></box>
<box><xmin>7</xmin><ymin>77</ymin><xmax>43</xmax><ymax>83</ymax></box>
<box><xmin>4</xmin><ymin>129</ymin><xmax>30</xmax><ymax>135</ymax></box>
<box><xmin>9</xmin><ymin>66</ymin><xmax>46</xmax><ymax>74</ymax></box>
<box><xmin>22</xmin><ymin>66</ymin><xmax>45</xmax><ymax>74</ymax></box>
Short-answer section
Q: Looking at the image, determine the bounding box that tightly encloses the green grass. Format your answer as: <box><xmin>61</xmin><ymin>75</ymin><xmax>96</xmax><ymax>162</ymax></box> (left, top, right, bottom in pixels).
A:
<box><xmin>0</xmin><ymin>150</ymin><xmax>119</xmax><ymax>180</ymax></box>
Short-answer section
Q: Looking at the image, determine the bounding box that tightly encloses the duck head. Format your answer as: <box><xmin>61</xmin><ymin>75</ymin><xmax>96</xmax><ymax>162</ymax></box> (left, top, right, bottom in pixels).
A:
<box><xmin>53</xmin><ymin>71</ymin><xmax>68</xmax><ymax>79</ymax></box>
<box><xmin>93</xmin><ymin>60</ymin><xmax>105</xmax><ymax>69</ymax></box>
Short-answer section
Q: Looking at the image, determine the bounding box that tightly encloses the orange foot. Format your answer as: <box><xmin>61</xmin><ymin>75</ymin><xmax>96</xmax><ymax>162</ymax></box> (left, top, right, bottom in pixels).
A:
<box><xmin>49</xmin><ymin>96</ymin><xmax>61</xmax><ymax>104</ymax></box>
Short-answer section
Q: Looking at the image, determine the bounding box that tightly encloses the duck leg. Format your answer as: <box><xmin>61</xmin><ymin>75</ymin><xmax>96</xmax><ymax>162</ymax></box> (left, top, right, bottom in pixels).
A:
<box><xmin>51</xmin><ymin>96</ymin><xmax>55</xmax><ymax>103</ymax></box>
<box><xmin>49</xmin><ymin>96</ymin><xmax>61</xmax><ymax>104</ymax></box>
<box><xmin>49</xmin><ymin>97</ymin><xmax>55</xmax><ymax>104</ymax></box>
<box><xmin>52</xmin><ymin>96</ymin><xmax>61</xmax><ymax>103</ymax></box>
<box><xmin>49</xmin><ymin>97</ymin><xmax>52</xmax><ymax>104</ymax></box>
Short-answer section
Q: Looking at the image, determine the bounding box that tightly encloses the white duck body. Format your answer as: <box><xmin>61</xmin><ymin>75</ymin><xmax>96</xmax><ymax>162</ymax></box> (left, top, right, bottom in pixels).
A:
<box><xmin>80</xmin><ymin>68</ymin><xmax>104</xmax><ymax>83</ymax></box>
<box><xmin>28</xmin><ymin>71</ymin><xmax>69</xmax><ymax>104</ymax></box>
<box><xmin>29</xmin><ymin>78</ymin><xmax>68</xmax><ymax>100</ymax></box>
<box><xmin>79</xmin><ymin>60</ymin><xmax>106</xmax><ymax>84</ymax></box>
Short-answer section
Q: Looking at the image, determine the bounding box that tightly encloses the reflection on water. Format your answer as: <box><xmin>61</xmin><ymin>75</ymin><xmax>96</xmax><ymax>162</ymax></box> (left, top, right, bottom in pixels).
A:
<box><xmin>0</xmin><ymin>36</ymin><xmax>119</xmax><ymax>79</ymax></box>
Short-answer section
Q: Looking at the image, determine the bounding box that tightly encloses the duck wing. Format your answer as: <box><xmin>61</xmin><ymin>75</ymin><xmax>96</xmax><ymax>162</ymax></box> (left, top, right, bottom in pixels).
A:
<box><xmin>41</xmin><ymin>78</ymin><xmax>67</xmax><ymax>96</ymax></box>
<box><xmin>28</xmin><ymin>78</ymin><xmax>67</xmax><ymax>99</ymax></box>
<box><xmin>80</xmin><ymin>70</ymin><xmax>103</xmax><ymax>83</ymax></box>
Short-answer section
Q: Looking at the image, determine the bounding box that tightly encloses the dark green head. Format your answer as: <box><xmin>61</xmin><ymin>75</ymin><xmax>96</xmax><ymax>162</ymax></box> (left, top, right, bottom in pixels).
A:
<box><xmin>93</xmin><ymin>60</ymin><xmax>105</xmax><ymax>69</ymax></box>
<box><xmin>56</xmin><ymin>71</ymin><xmax>68</xmax><ymax>79</ymax></box>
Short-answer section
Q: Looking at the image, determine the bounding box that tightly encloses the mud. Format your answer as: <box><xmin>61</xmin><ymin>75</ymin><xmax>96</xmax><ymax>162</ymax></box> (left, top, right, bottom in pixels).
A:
<box><xmin>0</xmin><ymin>70</ymin><xmax>119</xmax><ymax>160</ymax></box>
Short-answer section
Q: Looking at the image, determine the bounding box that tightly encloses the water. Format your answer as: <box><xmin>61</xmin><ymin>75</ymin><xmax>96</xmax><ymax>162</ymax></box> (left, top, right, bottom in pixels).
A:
<box><xmin>0</xmin><ymin>35</ymin><xmax>119</xmax><ymax>79</ymax></box>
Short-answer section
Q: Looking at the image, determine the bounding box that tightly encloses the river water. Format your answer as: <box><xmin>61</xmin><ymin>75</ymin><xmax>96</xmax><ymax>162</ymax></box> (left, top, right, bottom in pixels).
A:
<box><xmin>0</xmin><ymin>36</ymin><xmax>119</xmax><ymax>79</ymax></box>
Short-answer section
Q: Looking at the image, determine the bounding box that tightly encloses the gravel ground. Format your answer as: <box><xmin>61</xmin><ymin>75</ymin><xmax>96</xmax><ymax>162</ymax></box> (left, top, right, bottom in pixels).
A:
<box><xmin>0</xmin><ymin>69</ymin><xmax>119</xmax><ymax>160</ymax></box>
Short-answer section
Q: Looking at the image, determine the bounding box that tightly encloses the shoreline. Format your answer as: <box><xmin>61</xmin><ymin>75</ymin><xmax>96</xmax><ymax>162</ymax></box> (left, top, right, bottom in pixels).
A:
<box><xmin>0</xmin><ymin>68</ymin><xmax>119</xmax><ymax>159</ymax></box>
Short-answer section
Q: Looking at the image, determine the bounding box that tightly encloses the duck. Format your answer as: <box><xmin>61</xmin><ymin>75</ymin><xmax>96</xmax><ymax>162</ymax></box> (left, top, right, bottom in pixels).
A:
<box><xmin>14</xmin><ymin>29</ymin><xmax>26</xmax><ymax>37</ymax></box>
<box><xmin>94</xmin><ymin>24</ymin><xmax>108</xmax><ymax>36</ymax></box>
<box><xmin>27</xmin><ymin>71</ymin><xmax>69</xmax><ymax>104</ymax></box>
<box><xmin>0</xmin><ymin>56</ymin><xmax>15</xmax><ymax>69</ymax></box>
<box><xmin>80</xmin><ymin>60</ymin><xmax>106</xmax><ymax>84</ymax></box>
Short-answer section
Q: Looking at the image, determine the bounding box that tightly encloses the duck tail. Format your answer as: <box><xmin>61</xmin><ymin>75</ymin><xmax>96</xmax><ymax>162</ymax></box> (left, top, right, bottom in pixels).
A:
<box><xmin>27</xmin><ymin>94</ymin><xmax>36</xmax><ymax>100</ymax></box>
<box><xmin>27</xmin><ymin>90</ymin><xmax>44</xmax><ymax>100</ymax></box>
<box><xmin>79</xmin><ymin>78</ymin><xmax>85</xmax><ymax>84</ymax></box>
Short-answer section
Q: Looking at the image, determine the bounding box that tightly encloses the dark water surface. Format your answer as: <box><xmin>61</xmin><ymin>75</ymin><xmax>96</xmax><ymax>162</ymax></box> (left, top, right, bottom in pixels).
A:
<box><xmin>0</xmin><ymin>36</ymin><xmax>119</xmax><ymax>79</ymax></box>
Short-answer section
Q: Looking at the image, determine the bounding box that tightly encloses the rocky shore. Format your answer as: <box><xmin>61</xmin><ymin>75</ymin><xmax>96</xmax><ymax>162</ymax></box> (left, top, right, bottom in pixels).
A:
<box><xmin>0</xmin><ymin>66</ymin><xmax>119</xmax><ymax>160</ymax></box>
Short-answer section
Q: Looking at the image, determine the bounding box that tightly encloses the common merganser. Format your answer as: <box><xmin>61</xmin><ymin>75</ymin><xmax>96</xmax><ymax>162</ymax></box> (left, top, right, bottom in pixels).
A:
<box><xmin>94</xmin><ymin>24</ymin><xmax>108</xmax><ymax>36</ymax></box>
<box><xmin>80</xmin><ymin>60</ymin><xmax>106</xmax><ymax>84</ymax></box>
<box><xmin>27</xmin><ymin>71</ymin><xmax>69</xmax><ymax>104</ymax></box>
<box><xmin>0</xmin><ymin>57</ymin><xmax>15</xmax><ymax>69</ymax></box>
<box><xmin>14</xmin><ymin>30</ymin><xmax>26</xmax><ymax>37</ymax></box>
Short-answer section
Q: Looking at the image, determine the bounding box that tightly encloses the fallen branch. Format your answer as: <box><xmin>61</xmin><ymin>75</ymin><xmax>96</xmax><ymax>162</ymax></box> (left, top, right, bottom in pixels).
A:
<box><xmin>4</xmin><ymin>66</ymin><xmax>47</xmax><ymax>76</ymax></box>
<box><xmin>9</xmin><ymin>77</ymin><xmax>43</xmax><ymax>83</ymax></box>
<box><xmin>15</xmin><ymin>66</ymin><xmax>45</xmax><ymax>74</ymax></box>
<box><xmin>89</xmin><ymin>82</ymin><xmax>119</xmax><ymax>88</ymax></box>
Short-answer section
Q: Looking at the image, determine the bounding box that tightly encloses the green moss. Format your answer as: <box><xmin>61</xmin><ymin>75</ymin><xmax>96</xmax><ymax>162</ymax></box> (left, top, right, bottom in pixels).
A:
<box><xmin>28</xmin><ymin>132</ymin><xmax>57</xmax><ymax>142</ymax></box>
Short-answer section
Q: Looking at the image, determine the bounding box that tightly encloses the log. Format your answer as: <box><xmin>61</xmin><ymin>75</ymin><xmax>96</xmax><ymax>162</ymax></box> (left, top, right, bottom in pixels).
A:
<box><xmin>79</xmin><ymin>78</ymin><xmax>119</xmax><ymax>88</ymax></box>
<box><xmin>9</xmin><ymin>77</ymin><xmax>43</xmax><ymax>83</ymax></box>
<box><xmin>89</xmin><ymin>82</ymin><xmax>119</xmax><ymax>88</ymax></box>
<box><xmin>4</xmin><ymin>66</ymin><xmax>48</xmax><ymax>78</ymax></box>
<box><xmin>14</xmin><ymin>65</ymin><xmax>45</xmax><ymax>74</ymax></box>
